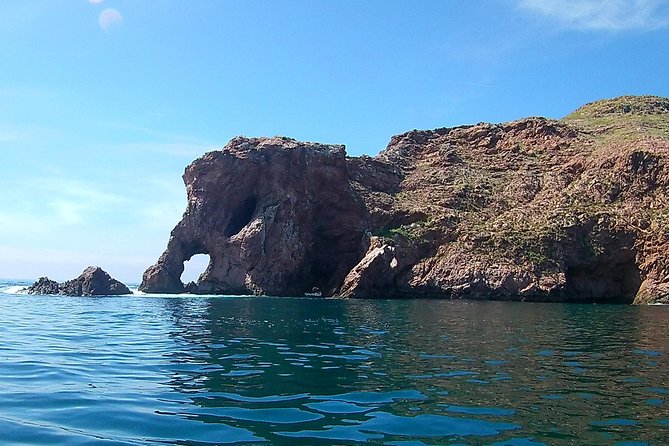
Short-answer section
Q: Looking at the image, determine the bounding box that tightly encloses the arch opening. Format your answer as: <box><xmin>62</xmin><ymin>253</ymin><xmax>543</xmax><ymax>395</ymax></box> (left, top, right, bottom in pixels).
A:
<box><xmin>181</xmin><ymin>253</ymin><xmax>211</xmax><ymax>286</ymax></box>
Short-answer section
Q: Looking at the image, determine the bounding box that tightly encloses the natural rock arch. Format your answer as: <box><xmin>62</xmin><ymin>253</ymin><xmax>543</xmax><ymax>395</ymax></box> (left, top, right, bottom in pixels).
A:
<box><xmin>181</xmin><ymin>253</ymin><xmax>211</xmax><ymax>285</ymax></box>
<box><xmin>140</xmin><ymin>138</ymin><xmax>368</xmax><ymax>296</ymax></box>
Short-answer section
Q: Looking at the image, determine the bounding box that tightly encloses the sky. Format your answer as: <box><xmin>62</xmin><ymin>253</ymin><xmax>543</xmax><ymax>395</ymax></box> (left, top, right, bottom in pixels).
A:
<box><xmin>1</xmin><ymin>0</ymin><xmax>669</xmax><ymax>283</ymax></box>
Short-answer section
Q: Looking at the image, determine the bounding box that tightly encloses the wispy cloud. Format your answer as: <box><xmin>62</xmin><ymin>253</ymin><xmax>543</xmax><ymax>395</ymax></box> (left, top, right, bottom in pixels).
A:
<box><xmin>40</xmin><ymin>178</ymin><xmax>125</xmax><ymax>204</ymax></box>
<box><xmin>0</xmin><ymin>177</ymin><xmax>126</xmax><ymax>231</ymax></box>
<box><xmin>0</xmin><ymin>173</ymin><xmax>184</xmax><ymax>281</ymax></box>
<box><xmin>0</xmin><ymin>123</ymin><xmax>63</xmax><ymax>148</ymax></box>
<box><xmin>0</xmin><ymin>245</ymin><xmax>156</xmax><ymax>282</ymax></box>
<box><xmin>94</xmin><ymin>120</ymin><xmax>218</xmax><ymax>157</ymax></box>
<box><xmin>46</xmin><ymin>179</ymin><xmax>125</xmax><ymax>225</ymax></box>
<box><xmin>518</xmin><ymin>0</ymin><xmax>669</xmax><ymax>31</ymax></box>
<box><xmin>0</xmin><ymin>128</ymin><xmax>23</xmax><ymax>143</ymax></box>
<box><xmin>117</xmin><ymin>141</ymin><xmax>216</xmax><ymax>158</ymax></box>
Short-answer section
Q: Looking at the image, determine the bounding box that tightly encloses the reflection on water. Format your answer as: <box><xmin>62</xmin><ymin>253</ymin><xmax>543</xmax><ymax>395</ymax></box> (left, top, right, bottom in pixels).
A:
<box><xmin>0</xmin><ymin>286</ymin><xmax>668</xmax><ymax>445</ymax></box>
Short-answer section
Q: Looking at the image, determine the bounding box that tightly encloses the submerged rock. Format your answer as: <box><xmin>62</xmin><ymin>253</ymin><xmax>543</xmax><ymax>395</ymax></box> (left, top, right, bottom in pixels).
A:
<box><xmin>141</xmin><ymin>95</ymin><xmax>669</xmax><ymax>304</ymax></box>
<box><xmin>27</xmin><ymin>266</ymin><xmax>131</xmax><ymax>296</ymax></box>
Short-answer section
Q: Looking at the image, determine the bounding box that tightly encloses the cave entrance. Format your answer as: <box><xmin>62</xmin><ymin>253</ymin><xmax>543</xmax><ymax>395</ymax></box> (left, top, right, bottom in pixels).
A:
<box><xmin>181</xmin><ymin>253</ymin><xmax>211</xmax><ymax>284</ymax></box>
<box><xmin>564</xmin><ymin>257</ymin><xmax>641</xmax><ymax>304</ymax></box>
<box><xmin>224</xmin><ymin>196</ymin><xmax>257</xmax><ymax>237</ymax></box>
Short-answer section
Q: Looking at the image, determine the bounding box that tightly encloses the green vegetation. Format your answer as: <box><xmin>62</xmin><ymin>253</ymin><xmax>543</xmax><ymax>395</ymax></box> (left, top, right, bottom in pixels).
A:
<box><xmin>374</xmin><ymin>219</ymin><xmax>434</xmax><ymax>242</ymax></box>
<box><xmin>377</xmin><ymin>95</ymin><xmax>668</xmax><ymax>288</ymax></box>
<box><xmin>472</xmin><ymin>223</ymin><xmax>560</xmax><ymax>268</ymax></box>
<box><xmin>563</xmin><ymin>95</ymin><xmax>669</xmax><ymax>141</ymax></box>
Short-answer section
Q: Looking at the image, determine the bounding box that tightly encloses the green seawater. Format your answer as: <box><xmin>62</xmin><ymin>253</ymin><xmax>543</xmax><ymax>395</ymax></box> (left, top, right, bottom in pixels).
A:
<box><xmin>1</xmin><ymin>280</ymin><xmax>668</xmax><ymax>445</ymax></box>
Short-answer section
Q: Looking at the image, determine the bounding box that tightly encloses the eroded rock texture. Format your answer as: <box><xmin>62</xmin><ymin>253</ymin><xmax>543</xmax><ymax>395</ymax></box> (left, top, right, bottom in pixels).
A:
<box><xmin>141</xmin><ymin>96</ymin><xmax>669</xmax><ymax>304</ymax></box>
<box><xmin>141</xmin><ymin>137</ymin><xmax>367</xmax><ymax>296</ymax></box>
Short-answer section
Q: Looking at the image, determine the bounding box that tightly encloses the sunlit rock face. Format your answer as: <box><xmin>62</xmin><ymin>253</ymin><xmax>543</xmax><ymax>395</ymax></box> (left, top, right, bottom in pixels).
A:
<box><xmin>141</xmin><ymin>96</ymin><xmax>669</xmax><ymax>304</ymax></box>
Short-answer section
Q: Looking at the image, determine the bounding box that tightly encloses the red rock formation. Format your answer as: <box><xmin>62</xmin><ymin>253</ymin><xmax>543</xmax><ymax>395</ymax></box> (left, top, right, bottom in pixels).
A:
<box><xmin>141</xmin><ymin>96</ymin><xmax>669</xmax><ymax>304</ymax></box>
<box><xmin>141</xmin><ymin>137</ymin><xmax>367</xmax><ymax>295</ymax></box>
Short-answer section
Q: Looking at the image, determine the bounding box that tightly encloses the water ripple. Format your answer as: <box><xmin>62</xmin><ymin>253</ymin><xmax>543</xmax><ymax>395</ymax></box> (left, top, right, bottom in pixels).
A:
<box><xmin>1</xmin><ymin>288</ymin><xmax>668</xmax><ymax>444</ymax></box>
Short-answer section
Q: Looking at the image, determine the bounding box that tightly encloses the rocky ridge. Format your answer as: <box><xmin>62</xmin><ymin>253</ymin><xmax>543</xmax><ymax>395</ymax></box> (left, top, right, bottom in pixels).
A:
<box><xmin>141</xmin><ymin>95</ymin><xmax>669</xmax><ymax>304</ymax></box>
<box><xmin>28</xmin><ymin>266</ymin><xmax>131</xmax><ymax>296</ymax></box>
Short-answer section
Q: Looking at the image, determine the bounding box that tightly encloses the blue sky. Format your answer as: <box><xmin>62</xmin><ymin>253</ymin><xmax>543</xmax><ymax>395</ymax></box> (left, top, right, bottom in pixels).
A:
<box><xmin>1</xmin><ymin>0</ymin><xmax>668</xmax><ymax>283</ymax></box>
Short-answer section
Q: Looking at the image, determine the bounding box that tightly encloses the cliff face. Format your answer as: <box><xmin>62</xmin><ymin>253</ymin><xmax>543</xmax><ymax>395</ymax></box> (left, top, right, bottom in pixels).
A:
<box><xmin>141</xmin><ymin>96</ymin><xmax>669</xmax><ymax>304</ymax></box>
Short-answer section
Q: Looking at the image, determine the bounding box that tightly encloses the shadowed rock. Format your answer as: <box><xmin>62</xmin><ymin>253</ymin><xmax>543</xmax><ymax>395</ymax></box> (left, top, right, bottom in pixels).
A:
<box><xmin>27</xmin><ymin>277</ymin><xmax>60</xmax><ymax>295</ymax></box>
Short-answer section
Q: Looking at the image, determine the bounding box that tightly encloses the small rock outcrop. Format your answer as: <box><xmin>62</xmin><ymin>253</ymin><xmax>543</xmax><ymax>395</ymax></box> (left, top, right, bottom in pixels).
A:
<box><xmin>141</xmin><ymin>95</ymin><xmax>669</xmax><ymax>304</ymax></box>
<box><xmin>27</xmin><ymin>277</ymin><xmax>60</xmax><ymax>295</ymax></box>
<box><xmin>27</xmin><ymin>266</ymin><xmax>131</xmax><ymax>296</ymax></box>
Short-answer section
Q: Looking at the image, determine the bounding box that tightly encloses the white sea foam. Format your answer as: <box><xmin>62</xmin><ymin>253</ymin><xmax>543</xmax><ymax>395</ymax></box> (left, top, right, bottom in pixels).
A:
<box><xmin>130</xmin><ymin>287</ymin><xmax>252</xmax><ymax>299</ymax></box>
<box><xmin>1</xmin><ymin>285</ymin><xmax>28</xmax><ymax>294</ymax></box>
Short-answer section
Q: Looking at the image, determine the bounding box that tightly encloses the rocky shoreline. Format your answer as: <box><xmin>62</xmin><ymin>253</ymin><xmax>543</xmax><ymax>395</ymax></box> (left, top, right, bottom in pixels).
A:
<box><xmin>136</xmin><ymin>95</ymin><xmax>669</xmax><ymax>304</ymax></box>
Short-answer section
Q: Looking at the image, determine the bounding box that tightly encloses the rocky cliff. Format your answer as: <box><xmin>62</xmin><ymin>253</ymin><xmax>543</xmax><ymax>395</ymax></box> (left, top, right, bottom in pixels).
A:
<box><xmin>141</xmin><ymin>95</ymin><xmax>669</xmax><ymax>304</ymax></box>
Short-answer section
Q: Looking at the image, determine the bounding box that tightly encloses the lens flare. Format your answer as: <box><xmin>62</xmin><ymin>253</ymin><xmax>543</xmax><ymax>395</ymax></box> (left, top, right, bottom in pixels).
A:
<box><xmin>99</xmin><ymin>8</ymin><xmax>123</xmax><ymax>32</ymax></box>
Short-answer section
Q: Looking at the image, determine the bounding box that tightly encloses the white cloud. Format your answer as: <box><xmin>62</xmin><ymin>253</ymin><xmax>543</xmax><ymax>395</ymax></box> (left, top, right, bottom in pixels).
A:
<box><xmin>518</xmin><ymin>0</ymin><xmax>669</xmax><ymax>31</ymax></box>
<box><xmin>39</xmin><ymin>179</ymin><xmax>125</xmax><ymax>226</ymax></box>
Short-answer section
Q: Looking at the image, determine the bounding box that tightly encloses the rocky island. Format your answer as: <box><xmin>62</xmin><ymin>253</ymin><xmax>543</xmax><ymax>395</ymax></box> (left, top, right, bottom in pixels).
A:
<box><xmin>140</xmin><ymin>96</ymin><xmax>669</xmax><ymax>304</ymax></box>
<box><xmin>28</xmin><ymin>266</ymin><xmax>131</xmax><ymax>296</ymax></box>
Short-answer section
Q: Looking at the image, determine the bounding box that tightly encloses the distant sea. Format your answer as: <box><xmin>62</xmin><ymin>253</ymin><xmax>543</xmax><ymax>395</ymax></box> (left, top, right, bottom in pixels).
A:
<box><xmin>1</xmin><ymin>279</ymin><xmax>668</xmax><ymax>445</ymax></box>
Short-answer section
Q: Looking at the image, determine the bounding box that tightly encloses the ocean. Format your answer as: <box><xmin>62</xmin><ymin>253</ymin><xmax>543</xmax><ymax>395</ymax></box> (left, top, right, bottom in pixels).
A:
<box><xmin>0</xmin><ymin>279</ymin><xmax>667</xmax><ymax>445</ymax></box>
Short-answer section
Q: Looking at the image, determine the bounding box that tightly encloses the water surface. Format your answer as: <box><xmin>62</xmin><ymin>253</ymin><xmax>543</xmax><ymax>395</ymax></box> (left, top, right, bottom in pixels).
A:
<box><xmin>1</xmin><ymin>280</ymin><xmax>668</xmax><ymax>445</ymax></box>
